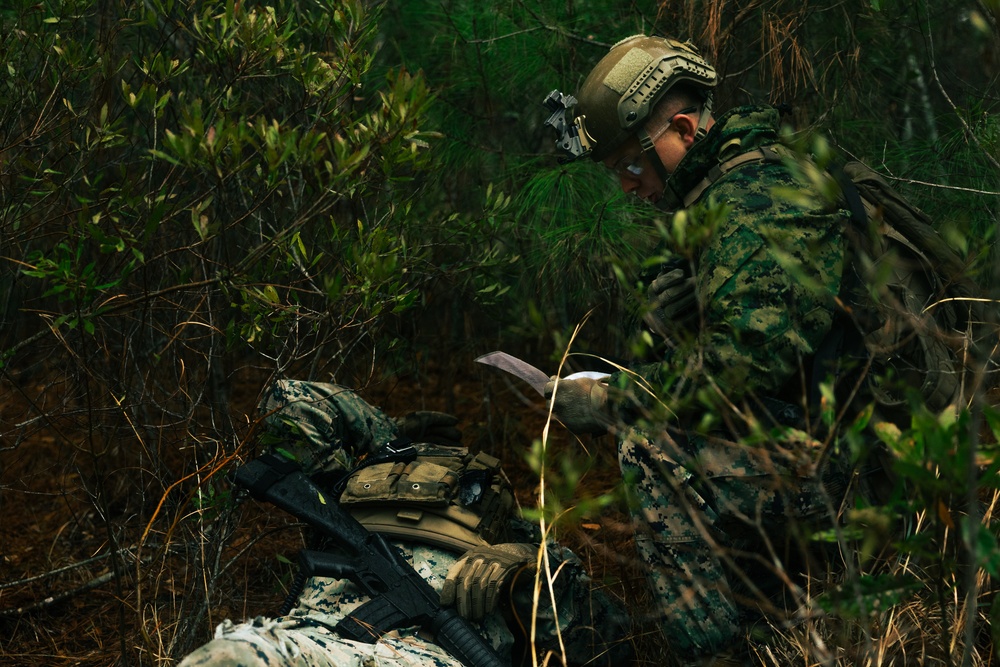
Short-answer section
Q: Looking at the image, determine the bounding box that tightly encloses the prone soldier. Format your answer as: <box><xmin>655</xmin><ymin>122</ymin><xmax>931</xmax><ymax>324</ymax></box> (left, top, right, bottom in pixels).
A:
<box><xmin>180</xmin><ymin>379</ymin><xmax>632</xmax><ymax>667</ymax></box>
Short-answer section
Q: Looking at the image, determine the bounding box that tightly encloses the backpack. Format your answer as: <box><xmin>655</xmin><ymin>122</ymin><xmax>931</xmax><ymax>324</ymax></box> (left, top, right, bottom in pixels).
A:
<box><xmin>682</xmin><ymin>147</ymin><xmax>988</xmax><ymax>416</ymax></box>
<box><xmin>835</xmin><ymin>161</ymin><xmax>986</xmax><ymax>417</ymax></box>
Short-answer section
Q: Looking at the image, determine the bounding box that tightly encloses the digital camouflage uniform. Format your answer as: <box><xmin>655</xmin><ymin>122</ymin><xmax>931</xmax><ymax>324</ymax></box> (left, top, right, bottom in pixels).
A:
<box><xmin>181</xmin><ymin>380</ymin><xmax>631</xmax><ymax>667</ymax></box>
<box><xmin>610</xmin><ymin>106</ymin><xmax>851</xmax><ymax>660</ymax></box>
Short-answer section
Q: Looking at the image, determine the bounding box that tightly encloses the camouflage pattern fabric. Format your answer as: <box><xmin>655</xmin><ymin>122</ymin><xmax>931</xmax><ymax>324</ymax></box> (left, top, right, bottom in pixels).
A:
<box><xmin>619</xmin><ymin>425</ymin><xmax>832</xmax><ymax>657</ymax></box>
<box><xmin>180</xmin><ymin>618</ymin><xmax>458</xmax><ymax>667</ymax></box>
<box><xmin>182</xmin><ymin>380</ymin><xmax>632</xmax><ymax>666</ymax></box>
<box><xmin>610</xmin><ymin>106</ymin><xmax>851</xmax><ymax>661</ymax></box>
<box><xmin>180</xmin><ymin>541</ymin><xmax>510</xmax><ymax>667</ymax></box>
<box><xmin>257</xmin><ymin>379</ymin><xmax>400</xmax><ymax>473</ymax></box>
<box><xmin>616</xmin><ymin>105</ymin><xmax>848</xmax><ymax>420</ymax></box>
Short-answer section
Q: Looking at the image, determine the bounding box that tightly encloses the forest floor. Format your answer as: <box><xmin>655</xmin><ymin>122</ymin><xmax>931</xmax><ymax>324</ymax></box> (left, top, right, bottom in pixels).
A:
<box><xmin>3</xmin><ymin>356</ymin><xmax>997</xmax><ymax>666</ymax></box>
<box><xmin>0</xmin><ymin>359</ymin><xmax>652</xmax><ymax>666</ymax></box>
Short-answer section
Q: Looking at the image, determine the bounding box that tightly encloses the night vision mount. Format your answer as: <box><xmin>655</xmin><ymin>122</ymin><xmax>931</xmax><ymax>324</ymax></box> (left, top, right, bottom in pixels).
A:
<box><xmin>542</xmin><ymin>90</ymin><xmax>594</xmax><ymax>162</ymax></box>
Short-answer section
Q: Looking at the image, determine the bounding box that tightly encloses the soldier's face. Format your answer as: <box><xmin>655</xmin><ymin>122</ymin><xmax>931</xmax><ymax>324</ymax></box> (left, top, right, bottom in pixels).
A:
<box><xmin>603</xmin><ymin>108</ymin><xmax>712</xmax><ymax>206</ymax></box>
<box><xmin>603</xmin><ymin>114</ymin><xmax>697</xmax><ymax>205</ymax></box>
<box><xmin>603</xmin><ymin>138</ymin><xmax>667</xmax><ymax>204</ymax></box>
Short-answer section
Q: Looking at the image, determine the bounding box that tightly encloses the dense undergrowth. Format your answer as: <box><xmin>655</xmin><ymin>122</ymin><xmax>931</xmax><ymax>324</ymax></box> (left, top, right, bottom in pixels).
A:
<box><xmin>1</xmin><ymin>0</ymin><xmax>999</xmax><ymax>664</ymax></box>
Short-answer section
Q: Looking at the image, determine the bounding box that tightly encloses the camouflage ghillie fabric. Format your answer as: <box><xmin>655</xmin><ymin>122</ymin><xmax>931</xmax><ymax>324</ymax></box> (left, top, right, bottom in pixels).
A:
<box><xmin>181</xmin><ymin>380</ymin><xmax>632</xmax><ymax>667</ymax></box>
<box><xmin>610</xmin><ymin>106</ymin><xmax>852</xmax><ymax>659</ymax></box>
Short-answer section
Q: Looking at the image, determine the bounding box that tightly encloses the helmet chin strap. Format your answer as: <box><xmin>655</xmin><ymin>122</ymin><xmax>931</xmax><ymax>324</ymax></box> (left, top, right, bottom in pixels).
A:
<box><xmin>635</xmin><ymin>126</ymin><xmax>671</xmax><ymax>184</ymax></box>
<box><xmin>694</xmin><ymin>96</ymin><xmax>713</xmax><ymax>139</ymax></box>
<box><xmin>637</xmin><ymin>96</ymin><xmax>714</xmax><ymax>212</ymax></box>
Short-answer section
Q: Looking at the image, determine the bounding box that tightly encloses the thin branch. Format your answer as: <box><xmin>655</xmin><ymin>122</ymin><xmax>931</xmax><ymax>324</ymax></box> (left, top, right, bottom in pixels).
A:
<box><xmin>463</xmin><ymin>26</ymin><xmax>543</xmax><ymax>45</ymax></box>
<box><xmin>924</xmin><ymin>8</ymin><xmax>1000</xmax><ymax>172</ymax></box>
<box><xmin>0</xmin><ymin>547</ymin><xmax>137</xmax><ymax>591</ymax></box>
<box><xmin>930</xmin><ymin>71</ymin><xmax>1000</xmax><ymax>174</ymax></box>
<box><xmin>515</xmin><ymin>1</ymin><xmax>611</xmax><ymax>48</ymax></box>
<box><xmin>0</xmin><ymin>570</ymin><xmax>117</xmax><ymax>617</ymax></box>
<box><xmin>835</xmin><ymin>146</ymin><xmax>1000</xmax><ymax>196</ymax></box>
<box><xmin>884</xmin><ymin>177</ymin><xmax>1000</xmax><ymax>197</ymax></box>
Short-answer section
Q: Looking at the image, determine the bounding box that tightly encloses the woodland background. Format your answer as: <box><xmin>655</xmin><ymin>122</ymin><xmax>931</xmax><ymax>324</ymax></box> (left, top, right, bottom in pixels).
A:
<box><xmin>1</xmin><ymin>0</ymin><xmax>1000</xmax><ymax>664</ymax></box>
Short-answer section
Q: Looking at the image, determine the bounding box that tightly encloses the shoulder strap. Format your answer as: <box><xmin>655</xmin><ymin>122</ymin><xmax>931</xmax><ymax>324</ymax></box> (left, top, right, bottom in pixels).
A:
<box><xmin>682</xmin><ymin>144</ymin><xmax>789</xmax><ymax>207</ymax></box>
<box><xmin>831</xmin><ymin>164</ymin><xmax>868</xmax><ymax>227</ymax></box>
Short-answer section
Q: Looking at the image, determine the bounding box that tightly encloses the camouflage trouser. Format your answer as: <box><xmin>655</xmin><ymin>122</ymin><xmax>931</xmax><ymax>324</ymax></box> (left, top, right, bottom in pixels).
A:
<box><xmin>178</xmin><ymin>617</ymin><xmax>463</xmax><ymax>667</ymax></box>
<box><xmin>179</xmin><ymin>541</ymin><xmax>515</xmax><ymax>667</ymax></box>
<box><xmin>619</xmin><ymin>425</ymin><xmax>831</xmax><ymax>660</ymax></box>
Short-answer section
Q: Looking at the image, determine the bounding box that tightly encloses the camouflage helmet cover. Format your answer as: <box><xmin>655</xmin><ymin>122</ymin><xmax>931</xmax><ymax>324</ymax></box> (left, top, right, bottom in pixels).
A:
<box><xmin>575</xmin><ymin>35</ymin><xmax>717</xmax><ymax>161</ymax></box>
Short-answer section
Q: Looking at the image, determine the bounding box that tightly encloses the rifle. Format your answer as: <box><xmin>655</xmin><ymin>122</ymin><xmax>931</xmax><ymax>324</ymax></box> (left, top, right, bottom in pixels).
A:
<box><xmin>233</xmin><ymin>453</ymin><xmax>504</xmax><ymax>667</ymax></box>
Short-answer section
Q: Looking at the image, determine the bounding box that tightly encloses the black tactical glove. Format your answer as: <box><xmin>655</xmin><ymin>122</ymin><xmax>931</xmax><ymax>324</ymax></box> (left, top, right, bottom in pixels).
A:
<box><xmin>646</xmin><ymin>265</ymin><xmax>698</xmax><ymax>335</ymax></box>
<box><xmin>441</xmin><ymin>543</ymin><xmax>538</xmax><ymax>621</ymax></box>
<box><xmin>543</xmin><ymin>377</ymin><xmax>610</xmax><ymax>435</ymax></box>
<box><xmin>394</xmin><ymin>410</ymin><xmax>463</xmax><ymax>447</ymax></box>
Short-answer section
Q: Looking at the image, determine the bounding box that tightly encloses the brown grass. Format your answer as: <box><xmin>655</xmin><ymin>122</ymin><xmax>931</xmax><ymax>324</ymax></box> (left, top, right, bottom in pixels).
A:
<box><xmin>2</xmin><ymin>357</ymin><xmax>997</xmax><ymax>666</ymax></box>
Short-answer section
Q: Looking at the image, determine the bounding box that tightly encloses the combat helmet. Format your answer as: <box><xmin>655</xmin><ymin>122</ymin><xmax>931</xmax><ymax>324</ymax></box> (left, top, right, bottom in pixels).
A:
<box><xmin>543</xmin><ymin>35</ymin><xmax>717</xmax><ymax>166</ymax></box>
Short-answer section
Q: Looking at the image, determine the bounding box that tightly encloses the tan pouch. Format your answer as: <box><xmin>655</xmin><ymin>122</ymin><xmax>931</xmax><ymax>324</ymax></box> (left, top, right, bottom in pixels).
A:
<box><xmin>349</xmin><ymin>505</ymin><xmax>491</xmax><ymax>553</ymax></box>
<box><xmin>336</xmin><ymin>445</ymin><xmax>514</xmax><ymax>550</ymax></box>
<box><xmin>342</xmin><ymin>461</ymin><xmax>405</xmax><ymax>502</ymax></box>
<box><xmin>396</xmin><ymin>461</ymin><xmax>459</xmax><ymax>505</ymax></box>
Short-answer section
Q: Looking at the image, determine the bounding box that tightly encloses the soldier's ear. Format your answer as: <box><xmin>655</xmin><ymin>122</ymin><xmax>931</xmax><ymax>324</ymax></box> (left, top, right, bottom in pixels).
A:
<box><xmin>671</xmin><ymin>112</ymin><xmax>698</xmax><ymax>146</ymax></box>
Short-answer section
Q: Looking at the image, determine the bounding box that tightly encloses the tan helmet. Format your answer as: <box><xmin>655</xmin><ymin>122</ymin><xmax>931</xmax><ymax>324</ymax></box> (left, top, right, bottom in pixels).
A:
<box><xmin>548</xmin><ymin>35</ymin><xmax>717</xmax><ymax>162</ymax></box>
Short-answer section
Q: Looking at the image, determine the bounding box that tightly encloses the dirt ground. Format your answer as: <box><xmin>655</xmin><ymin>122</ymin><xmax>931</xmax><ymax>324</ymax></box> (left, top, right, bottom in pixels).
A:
<box><xmin>5</xmin><ymin>350</ymin><xmax>1000</xmax><ymax>666</ymax></box>
<box><xmin>0</xmin><ymin>358</ymin><xmax>649</xmax><ymax>666</ymax></box>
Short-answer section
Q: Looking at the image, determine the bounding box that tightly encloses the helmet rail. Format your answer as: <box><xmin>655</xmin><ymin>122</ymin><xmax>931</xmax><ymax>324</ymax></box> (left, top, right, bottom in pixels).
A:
<box><xmin>544</xmin><ymin>35</ymin><xmax>717</xmax><ymax>163</ymax></box>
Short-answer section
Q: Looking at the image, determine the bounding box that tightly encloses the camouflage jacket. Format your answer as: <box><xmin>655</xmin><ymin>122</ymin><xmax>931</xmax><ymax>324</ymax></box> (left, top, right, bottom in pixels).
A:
<box><xmin>613</xmin><ymin>105</ymin><xmax>850</xmax><ymax>426</ymax></box>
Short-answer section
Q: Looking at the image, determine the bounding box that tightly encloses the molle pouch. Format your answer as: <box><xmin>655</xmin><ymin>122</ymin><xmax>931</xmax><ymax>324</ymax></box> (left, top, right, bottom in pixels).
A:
<box><xmin>336</xmin><ymin>444</ymin><xmax>514</xmax><ymax>552</ymax></box>
<box><xmin>341</xmin><ymin>461</ymin><xmax>406</xmax><ymax>502</ymax></box>
<box><xmin>395</xmin><ymin>461</ymin><xmax>460</xmax><ymax>505</ymax></box>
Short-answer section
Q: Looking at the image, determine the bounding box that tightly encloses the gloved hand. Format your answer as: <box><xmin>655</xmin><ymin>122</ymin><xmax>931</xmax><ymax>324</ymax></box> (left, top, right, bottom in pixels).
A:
<box><xmin>440</xmin><ymin>543</ymin><xmax>538</xmax><ymax>621</ymax></box>
<box><xmin>646</xmin><ymin>266</ymin><xmax>698</xmax><ymax>334</ymax></box>
<box><xmin>543</xmin><ymin>377</ymin><xmax>609</xmax><ymax>435</ymax></box>
<box><xmin>394</xmin><ymin>410</ymin><xmax>462</xmax><ymax>447</ymax></box>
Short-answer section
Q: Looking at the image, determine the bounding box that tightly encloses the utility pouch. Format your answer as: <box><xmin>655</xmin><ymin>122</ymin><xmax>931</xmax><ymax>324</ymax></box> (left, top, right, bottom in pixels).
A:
<box><xmin>396</xmin><ymin>461</ymin><xmax>459</xmax><ymax>504</ymax></box>
<box><xmin>343</xmin><ymin>461</ymin><xmax>407</xmax><ymax>501</ymax></box>
<box><xmin>339</xmin><ymin>444</ymin><xmax>514</xmax><ymax>552</ymax></box>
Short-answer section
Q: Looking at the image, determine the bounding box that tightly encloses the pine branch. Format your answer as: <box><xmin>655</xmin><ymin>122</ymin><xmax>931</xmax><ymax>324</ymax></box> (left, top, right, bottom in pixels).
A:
<box><xmin>923</xmin><ymin>6</ymin><xmax>1000</xmax><ymax>172</ymax></box>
